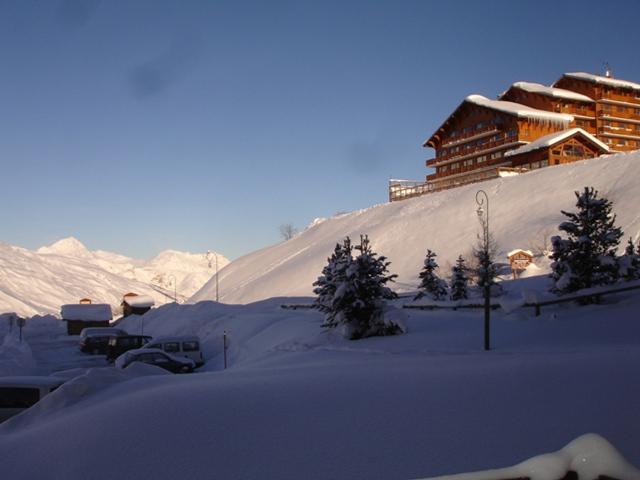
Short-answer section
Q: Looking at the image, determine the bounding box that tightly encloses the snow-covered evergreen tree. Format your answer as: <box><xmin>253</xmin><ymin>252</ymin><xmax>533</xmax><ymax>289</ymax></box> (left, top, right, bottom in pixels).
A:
<box><xmin>313</xmin><ymin>238</ymin><xmax>352</xmax><ymax>319</ymax></box>
<box><xmin>619</xmin><ymin>237</ymin><xmax>640</xmax><ymax>281</ymax></box>
<box><xmin>473</xmin><ymin>242</ymin><xmax>498</xmax><ymax>291</ymax></box>
<box><xmin>315</xmin><ymin>235</ymin><xmax>401</xmax><ymax>340</ymax></box>
<box><xmin>415</xmin><ymin>249</ymin><xmax>448</xmax><ymax>301</ymax></box>
<box><xmin>550</xmin><ymin>187</ymin><xmax>623</xmax><ymax>293</ymax></box>
<box><xmin>450</xmin><ymin>255</ymin><xmax>469</xmax><ymax>301</ymax></box>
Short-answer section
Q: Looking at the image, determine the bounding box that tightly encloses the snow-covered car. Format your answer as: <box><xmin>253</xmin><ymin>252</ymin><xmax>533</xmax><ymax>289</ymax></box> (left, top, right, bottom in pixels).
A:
<box><xmin>143</xmin><ymin>336</ymin><xmax>205</xmax><ymax>367</ymax></box>
<box><xmin>79</xmin><ymin>327</ymin><xmax>128</xmax><ymax>354</ymax></box>
<box><xmin>114</xmin><ymin>348</ymin><xmax>195</xmax><ymax>374</ymax></box>
<box><xmin>0</xmin><ymin>376</ymin><xmax>66</xmax><ymax>422</ymax></box>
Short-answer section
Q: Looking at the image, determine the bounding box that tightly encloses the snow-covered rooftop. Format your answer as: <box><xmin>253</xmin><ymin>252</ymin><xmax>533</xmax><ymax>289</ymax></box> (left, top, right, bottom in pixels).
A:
<box><xmin>504</xmin><ymin>128</ymin><xmax>609</xmax><ymax>157</ymax></box>
<box><xmin>562</xmin><ymin>72</ymin><xmax>640</xmax><ymax>91</ymax></box>
<box><xmin>60</xmin><ymin>304</ymin><xmax>112</xmax><ymax>321</ymax></box>
<box><xmin>507</xmin><ymin>81</ymin><xmax>594</xmax><ymax>102</ymax></box>
<box><xmin>122</xmin><ymin>295</ymin><xmax>155</xmax><ymax>308</ymax></box>
<box><xmin>507</xmin><ymin>249</ymin><xmax>533</xmax><ymax>258</ymax></box>
<box><xmin>465</xmin><ymin>95</ymin><xmax>574</xmax><ymax>123</ymax></box>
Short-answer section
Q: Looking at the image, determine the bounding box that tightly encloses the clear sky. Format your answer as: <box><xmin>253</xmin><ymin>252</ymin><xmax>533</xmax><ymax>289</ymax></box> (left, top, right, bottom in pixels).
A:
<box><xmin>2</xmin><ymin>0</ymin><xmax>639</xmax><ymax>260</ymax></box>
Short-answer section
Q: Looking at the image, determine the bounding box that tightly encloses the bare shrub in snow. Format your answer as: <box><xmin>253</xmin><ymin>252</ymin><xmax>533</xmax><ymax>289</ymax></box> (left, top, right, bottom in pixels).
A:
<box><xmin>279</xmin><ymin>223</ymin><xmax>297</xmax><ymax>241</ymax></box>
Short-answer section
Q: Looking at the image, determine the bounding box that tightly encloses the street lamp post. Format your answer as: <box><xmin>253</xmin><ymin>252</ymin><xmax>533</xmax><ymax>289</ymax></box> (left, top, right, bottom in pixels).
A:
<box><xmin>206</xmin><ymin>250</ymin><xmax>220</xmax><ymax>302</ymax></box>
<box><xmin>475</xmin><ymin>189</ymin><xmax>491</xmax><ymax>351</ymax></box>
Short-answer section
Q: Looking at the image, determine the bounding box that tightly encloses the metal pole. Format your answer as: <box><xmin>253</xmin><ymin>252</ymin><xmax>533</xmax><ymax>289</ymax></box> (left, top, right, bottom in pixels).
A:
<box><xmin>215</xmin><ymin>252</ymin><xmax>219</xmax><ymax>303</ymax></box>
<box><xmin>476</xmin><ymin>190</ymin><xmax>491</xmax><ymax>351</ymax></box>
<box><xmin>223</xmin><ymin>330</ymin><xmax>227</xmax><ymax>369</ymax></box>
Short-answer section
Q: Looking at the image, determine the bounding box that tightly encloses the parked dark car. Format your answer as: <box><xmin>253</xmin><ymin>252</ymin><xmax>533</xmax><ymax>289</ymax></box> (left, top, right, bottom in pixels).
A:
<box><xmin>79</xmin><ymin>327</ymin><xmax>128</xmax><ymax>354</ymax></box>
<box><xmin>114</xmin><ymin>348</ymin><xmax>195</xmax><ymax>373</ymax></box>
<box><xmin>106</xmin><ymin>335</ymin><xmax>152</xmax><ymax>363</ymax></box>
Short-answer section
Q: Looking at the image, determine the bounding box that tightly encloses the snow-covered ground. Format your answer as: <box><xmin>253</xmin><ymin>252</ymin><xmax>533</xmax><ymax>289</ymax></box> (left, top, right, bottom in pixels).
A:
<box><xmin>192</xmin><ymin>150</ymin><xmax>640</xmax><ymax>305</ymax></box>
<box><xmin>0</xmin><ymin>237</ymin><xmax>229</xmax><ymax>317</ymax></box>
<box><xmin>1</xmin><ymin>273</ymin><xmax>639</xmax><ymax>479</ymax></box>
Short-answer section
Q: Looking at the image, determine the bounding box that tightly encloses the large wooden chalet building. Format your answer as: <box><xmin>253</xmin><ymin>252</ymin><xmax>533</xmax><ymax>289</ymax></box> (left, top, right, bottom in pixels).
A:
<box><xmin>390</xmin><ymin>71</ymin><xmax>640</xmax><ymax>201</ymax></box>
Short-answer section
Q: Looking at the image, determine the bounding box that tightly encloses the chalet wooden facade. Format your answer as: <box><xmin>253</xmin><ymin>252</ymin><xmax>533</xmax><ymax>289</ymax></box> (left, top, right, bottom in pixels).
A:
<box><xmin>553</xmin><ymin>73</ymin><xmax>640</xmax><ymax>152</ymax></box>
<box><xmin>389</xmin><ymin>70</ymin><xmax>639</xmax><ymax>202</ymax></box>
<box><xmin>507</xmin><ymin>249</ymin><xmax>534</xmax><ymax>279</ymax></box>
<box><xmin>423</xmin><ymin>94</ymin><xmax>573</xmax><ymax>191</ymax></box>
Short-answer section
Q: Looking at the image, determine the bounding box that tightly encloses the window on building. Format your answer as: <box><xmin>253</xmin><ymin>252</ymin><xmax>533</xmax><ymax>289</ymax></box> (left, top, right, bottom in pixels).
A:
<box><xmin>554</xmin><ymin>159</ymin><xmax>560</xmax><ymax>165</ymax></box>
<box><xmin>490</xmin><ymin>151</ymin><xmax>502</xmax><ymax>160</ymax></box>
<box><xmin>531</xmin><ymin>161</ymin><xmax>540</xmax><ymax>169</ymax></box>
<box><xmin>507</xmin><ymin>129</ymin><xmax>517</xmax><ymax>138</ymax></box>
<box><xmin>451</xmin><ymin>162</ymin><xmax>459</xmax><ymax>170</ymax></box>
<box><xmin>617</xmin><ymin>105</ymin><xmax>625</xmax><ymax>113</ymax></box>
<box><xmin>477</xmin><ymin>155</ymin><xmax>487</xmax><ymax>163</ymax></box>
<box><xmin>541</xmin><ymin>159</ymin><xmax>549</xmax><ymax>167</ymax></box>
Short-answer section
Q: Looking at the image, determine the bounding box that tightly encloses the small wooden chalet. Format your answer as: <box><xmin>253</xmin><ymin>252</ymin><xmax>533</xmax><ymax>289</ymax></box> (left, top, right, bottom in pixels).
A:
<box><xmin>505</xmin><ymin>128</ymin><xmax>609</xmax><ymax>170</ymax></box>
<box><xmin>121</xmin><ymin>293</ymin><xmax>155</xmax><ymax>317</ymax></box>
<box><xmin>507</xmin><ymin>249</ymin><xmax>534</xmax><ymax>279</ymax></box>
<box><xmin>61</xmin><ymin>303</ymin><xmax>113</xmax><ymax>335</ymax></box>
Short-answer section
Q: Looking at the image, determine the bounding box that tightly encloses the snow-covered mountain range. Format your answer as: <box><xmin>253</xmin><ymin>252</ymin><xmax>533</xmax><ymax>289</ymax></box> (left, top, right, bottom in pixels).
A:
<box><xmin>0</xmin><ymin>238</ymin><xmax>229</xmax><ymax>317</ymax></box>
<box><xmin>192</xmin><ymin>150</ymin><xmax>640</xmax><ymax>304</ymax></box>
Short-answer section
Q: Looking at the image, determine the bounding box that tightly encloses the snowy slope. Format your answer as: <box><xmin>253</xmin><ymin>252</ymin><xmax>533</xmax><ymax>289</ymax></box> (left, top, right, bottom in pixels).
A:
<box><xmin>1</xmin><ymin>281</ymin><xmax>640</xmax><ymax>479</ymax></box>
<box><xmin>192</xmin><ymin>150</ymin><xmax>640</xmax><ymax>304</ymax></box>
<box><xmin>0</xmin><ymin>239</ymin><xmax>229</xmax><ymax>317</ymax></box>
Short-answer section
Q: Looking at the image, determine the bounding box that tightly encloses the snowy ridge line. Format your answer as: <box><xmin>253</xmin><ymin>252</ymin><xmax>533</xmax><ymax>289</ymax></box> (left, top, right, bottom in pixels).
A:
<box><xmin>416</xmin><ymin>433</ymin><xmax>639</xmax><ymax>480</ymax></box>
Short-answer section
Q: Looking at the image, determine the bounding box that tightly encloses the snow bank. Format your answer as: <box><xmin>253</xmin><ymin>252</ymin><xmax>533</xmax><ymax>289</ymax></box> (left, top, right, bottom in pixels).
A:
<box><xmin>0</xmin><ymin>331</ymin><xmax>36</xmax><ymax>376</ymax></box>
<box><xmin>420</xmin><ymin>433</ymin><xmax>640</xmax><ymax>480</ymax></box>
<box><xmin>0</xmin><ymin>364</ymin><xmax>170</xmax><ymax>432</ymax></box>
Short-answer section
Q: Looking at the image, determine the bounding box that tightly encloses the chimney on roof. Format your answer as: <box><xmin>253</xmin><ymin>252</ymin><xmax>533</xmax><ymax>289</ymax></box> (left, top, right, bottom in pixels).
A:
<box><xmin>604</xmin><ymin>62</ymin><xmax>612</xmax><ymax>78</ymax></box>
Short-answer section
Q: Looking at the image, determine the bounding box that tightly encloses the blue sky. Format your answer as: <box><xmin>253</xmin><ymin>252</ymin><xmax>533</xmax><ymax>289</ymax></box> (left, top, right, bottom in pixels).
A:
<box><xmin>1</xmin><ymin>0</ymin><xmax>639</xmax><ymax>260</ymax></box>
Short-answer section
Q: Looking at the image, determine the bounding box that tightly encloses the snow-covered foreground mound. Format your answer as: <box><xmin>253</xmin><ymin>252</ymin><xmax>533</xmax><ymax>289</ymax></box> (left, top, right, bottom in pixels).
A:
<box><xmin>2</xmin><ymin>283</ymin><xmax>639</xmax><ymax>479</ymax></box>
<box><xmin>193</xmin><ymin>151</ymin><xmax>640</xmax><ymax>304</ymax></box>
<box><xmin>0</xmin><ymin>237</ymin><xmax>228</xmax><ymax>317</ymax></box>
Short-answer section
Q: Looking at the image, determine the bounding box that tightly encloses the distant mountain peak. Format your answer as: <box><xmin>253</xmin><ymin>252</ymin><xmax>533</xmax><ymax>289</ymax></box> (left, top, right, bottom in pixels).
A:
<box><xmin>37</xmin><ymin>237</ymin><xmax>92</xmax><ymax>257</ymax></box>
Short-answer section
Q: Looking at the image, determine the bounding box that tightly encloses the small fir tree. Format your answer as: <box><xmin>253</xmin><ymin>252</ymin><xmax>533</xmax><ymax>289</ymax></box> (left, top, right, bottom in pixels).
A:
<box><xmin>450</xmin><ymin>255</ymin><xmax>469</xmax><ymax>301</ymax></box>
<box><xmin>620</xmin><ymin>237</ymin><xmax>640</xmax><ymax>281</ymax></box>
<box><xmin>415</xmin><ymin>250</ymin><xmax>448</xmax><ymax>301</ymax></box>
<box><xmin>314</xmin><ymin>235</ymin><xmax>401</xmax><ymax>340</ymax></box>
<box><xmin>550</xmin><ymin>187</ymin><xmax>623</xmax><ymax>293</ymax></box>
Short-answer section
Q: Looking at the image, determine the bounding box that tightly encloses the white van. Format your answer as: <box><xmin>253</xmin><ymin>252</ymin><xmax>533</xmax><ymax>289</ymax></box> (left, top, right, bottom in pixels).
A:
<box><xmin>143</xmin><ymin>336</ymin><xmax>205</xmax><ymax>367</ymax></box>
<box><xmin>0</xmin><ymin>376</ymin><xmax>66</xmax><ymax>423</ymax></box>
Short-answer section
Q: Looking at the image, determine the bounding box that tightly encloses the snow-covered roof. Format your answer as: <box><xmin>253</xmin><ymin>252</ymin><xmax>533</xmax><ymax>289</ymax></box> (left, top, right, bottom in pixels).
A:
<box><xmin>507</xmin><ymin>249</ymin><xmax>533</xmax><ymax>258</ymax></box>
<box><xmin>61</xmin><ymin>304</ymin><xmax>112</xmax><ymax>321</ymax></box>
<box><xmin>505</xmin><ymin>128</ymin><xmax>609</xmax><ymax>157</ymax></box>
<box><xmin>562</xmin><ymin>72</ymin><xmax>640</xmax><ymax>91</ymax></box>
<box><xmin>506</xmin><ymin>81</ymin><xmax>594</xmax><ymax>102</ymax></box>
<box><xmin>122</xmin><ymin>295</ymin><xmax>155</xmax><ymax>308</ymax></box>
<box><xmin>465</xmin><ymin>95</ymin><xmax>574</xmax><ymax>123</ymax></box>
